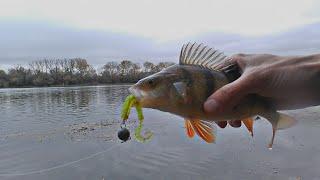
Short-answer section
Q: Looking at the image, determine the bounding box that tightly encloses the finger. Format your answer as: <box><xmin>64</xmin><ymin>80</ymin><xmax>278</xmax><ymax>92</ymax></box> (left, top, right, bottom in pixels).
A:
<box><xmin>216</xmin><ymin>121</ymin><xmax>227</xmax><ymax>128</ymax></box>
<box><xmin>215</xmin><ymin>56</ymin><xmax>237</xmax><ymax>71</ymax></box>
<box><xmin>222</xmin><ymin>54</ymin><xmax>248</xmax><ymax>69</ymax></box>
<box><xmin>204</xmin><ymin>76</ymin><xmax>251</xmax><ymax>116</ymax></box>
<box><xmin>228</xmin><ymin>120</ymin><xmax>241</xmax><ymax>128</ymax></box>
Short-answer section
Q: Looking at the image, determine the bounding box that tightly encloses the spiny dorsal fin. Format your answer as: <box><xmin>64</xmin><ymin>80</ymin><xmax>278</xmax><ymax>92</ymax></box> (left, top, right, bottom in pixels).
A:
<box><xmin>179</xmin><ymin>42</ymin><xmax>228</xmax><ymax>71</ymax></box>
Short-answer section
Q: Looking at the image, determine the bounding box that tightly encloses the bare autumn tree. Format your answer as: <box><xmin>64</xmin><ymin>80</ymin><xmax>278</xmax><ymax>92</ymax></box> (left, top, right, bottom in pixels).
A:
<box><xmin>101</xmin><ymin>61</ymin><xmax>119</xmax><ymax>83</ymax></box>
<box><xmin>155</xmin><ymin>62</ymin><xmax>175</xmax><ymax>72</ymax></box>
<box><xmin>8</xmin><ymin>65</ymin><xmax>33</xmax><ymax>87</ymax></box>
<box><xmin>119</xmin><ymin>60</ymin><xmax>134</xmax><ymax>82</ymax></box>
<box><xmin>73</xmin><ymin>58</ymin><xmax>89</xmax><ymax>83</ymax></box>
<box><xmin>119</xmin><ymin>60</ymin><xmax>133</xmax><ymax>75</ymax></box>
<box><xmin>143</xmin><ymin>61</ymin><xmax>155</xmax><ymax>73</ymax></box>
<box><xmin>131</xmin><ymin>63</ymin><xmax>141</xmax><ymax>77</ymax></box>
<box><xmin>0</xmin><ymin>69</ymin><xmax>9</xmax><ymax>88</ymax></box>
<box><xmin>75</xmin><ymin>58</ymin><xmax>89</xmax><ymax>74</ymax></box>
<box><xmin>0</xmin><ymin>58</ymin><xmax>176</xmax><ymax>88</ymax></box>
<box><xmin>49</xmin><ymin>59</ymin><xmax>62</xmax><ymax>84</ymax></box>
<box><xmin>43</xmin><ymin>59</ymin><xmax>50</xmax><ymax>74</ymax></box>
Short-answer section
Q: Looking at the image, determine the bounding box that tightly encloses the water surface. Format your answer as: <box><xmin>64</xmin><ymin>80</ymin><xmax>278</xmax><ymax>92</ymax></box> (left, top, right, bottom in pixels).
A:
<box><xmin>0</xmin><ymin>85</ymin><xmax>320</xmax><ymax>180</ymax></box>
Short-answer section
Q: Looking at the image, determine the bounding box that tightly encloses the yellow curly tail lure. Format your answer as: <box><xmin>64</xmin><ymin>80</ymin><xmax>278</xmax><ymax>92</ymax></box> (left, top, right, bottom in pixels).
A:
<box><xmin>120</xmin><ymin>95</ymin><xmax>153</xmax><ymax>143</ymax></box>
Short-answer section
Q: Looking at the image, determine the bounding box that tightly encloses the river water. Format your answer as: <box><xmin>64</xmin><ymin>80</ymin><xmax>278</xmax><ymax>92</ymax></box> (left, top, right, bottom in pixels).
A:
<box><xmin>0</xmin><ymin>85</ymin><xmax>320</xmax><ymax>180</ymax></box>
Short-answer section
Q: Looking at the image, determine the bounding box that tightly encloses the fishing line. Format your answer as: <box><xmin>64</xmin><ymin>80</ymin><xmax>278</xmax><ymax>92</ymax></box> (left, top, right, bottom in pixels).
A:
<box><xmin>0</xmin><ymin>143</ymin><xmax>121</xmax><ymax>177</ymax></box>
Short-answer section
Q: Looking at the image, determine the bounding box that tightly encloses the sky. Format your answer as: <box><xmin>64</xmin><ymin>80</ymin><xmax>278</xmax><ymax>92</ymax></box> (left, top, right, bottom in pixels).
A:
<box><xmin>1</xmin><ymin>0</ymin><xmax>320</xmax><ymax>69</ymax></box>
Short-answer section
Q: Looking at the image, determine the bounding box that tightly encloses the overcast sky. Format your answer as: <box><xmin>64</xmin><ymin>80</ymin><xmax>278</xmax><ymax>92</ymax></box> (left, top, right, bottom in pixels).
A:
<box><xmin>1</xmin><ymin>0</ymin><xmax>320</xmax><ymax>69</ymax></box>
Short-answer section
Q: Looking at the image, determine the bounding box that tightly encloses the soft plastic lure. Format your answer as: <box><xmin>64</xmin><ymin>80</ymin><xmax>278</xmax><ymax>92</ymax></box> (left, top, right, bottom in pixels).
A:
<box><xmin>121</xmin><ymin>95</ymin><xmax>153</xmax><ymax>142</ymax></box>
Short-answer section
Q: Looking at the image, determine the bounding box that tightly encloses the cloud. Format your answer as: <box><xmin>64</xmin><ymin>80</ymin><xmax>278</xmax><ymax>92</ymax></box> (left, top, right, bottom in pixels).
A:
<box><xmin>0</xmin><ymin>20</ymin><xmax>320</xmax><ymax>70</ymax></box>
<box><xmin>1</xmin><ymin>0</ymin><xmax>320</xmax><ymax>41</ymax></box>
<box><xmin>0</xmin><ymin>20</ymin><xmax>177</xmax><ymax>68</ymax></box>
<box><xmin>184</xmin><ymin>23</ymin><xmax>320</xmax><ymax>56</ymax></box>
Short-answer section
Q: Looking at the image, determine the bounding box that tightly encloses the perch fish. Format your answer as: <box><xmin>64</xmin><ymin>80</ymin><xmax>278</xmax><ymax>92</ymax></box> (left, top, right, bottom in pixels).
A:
<box><xmin>128</xmin><ymin>43</ymin><xmax>296</xmax><ymax>148</ymax></box>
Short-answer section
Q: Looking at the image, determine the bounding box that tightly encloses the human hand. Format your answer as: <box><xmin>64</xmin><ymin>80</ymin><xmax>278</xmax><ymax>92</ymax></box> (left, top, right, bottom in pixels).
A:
<box><xmin>216</xmin><ymin>120</ymin><xmax>241</xmax><ymax>128</ymax></box>
<box><xmin>205</xmin><ymin>53</ymin><xmax>320</xmax><ymax>121</ymax></box>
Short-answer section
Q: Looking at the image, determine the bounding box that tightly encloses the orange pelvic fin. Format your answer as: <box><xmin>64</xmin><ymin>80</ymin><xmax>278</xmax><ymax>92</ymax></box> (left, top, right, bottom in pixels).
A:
<box><xmin>242</xmin><ymin>118</ymin><xmax>254</xmax><ymax>137</ymax></box>
<box><xmin>185</xmin><ymin>120</ymin><xmax>195</xmax><ymax>138</ymax></box>
<box><xmin>185</xmin><ymin>119</ymin><xmax>216</xmax><ymax>143</ymax></box>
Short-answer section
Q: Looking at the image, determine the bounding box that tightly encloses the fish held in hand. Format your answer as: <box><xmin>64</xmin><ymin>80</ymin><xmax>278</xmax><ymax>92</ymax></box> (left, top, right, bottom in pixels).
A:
<box><xmin>129</xmin><ymin>42</ymin><xmax>296</xmax><ymax>148</ymax></box>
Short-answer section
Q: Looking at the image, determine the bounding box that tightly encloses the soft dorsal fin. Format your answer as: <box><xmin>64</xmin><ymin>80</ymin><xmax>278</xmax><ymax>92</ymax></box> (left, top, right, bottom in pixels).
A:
<box><xmin>179</xmin><ymin>42</ymin><xmax>228</xmax><ymax>71</ymax></box>
<box><xmin>185</xmin><ymin>119</ymin><xmax>216</xmax><ymax>143</ymax></box>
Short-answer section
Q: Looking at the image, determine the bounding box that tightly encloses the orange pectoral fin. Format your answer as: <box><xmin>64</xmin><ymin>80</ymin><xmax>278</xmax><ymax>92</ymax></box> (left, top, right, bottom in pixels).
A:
<box><xmin>189</xmin><ymin>119</ymin><xmax>216</xmax><ymax>143</ymax></box>
<box><xmin>185</xmin><ymin>120</ymin><xmax>195</xmax><ymax>138</ymax></box>
<box><xmin>242</xmin><ymin>118</ymin><xmax>254</xmax><ymax>137</ymax></box>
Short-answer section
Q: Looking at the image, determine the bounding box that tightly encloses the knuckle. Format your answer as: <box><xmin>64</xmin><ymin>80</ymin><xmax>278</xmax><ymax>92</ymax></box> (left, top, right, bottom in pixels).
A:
<box><xmin>230</xmin><ymin>54</ymin><xmax>248</xmax><ymax>68</ymax></box>
<box><xmin>232</xmin><ymin>53</ymin><xmax>246</xmax><ymax>58</ymax></box>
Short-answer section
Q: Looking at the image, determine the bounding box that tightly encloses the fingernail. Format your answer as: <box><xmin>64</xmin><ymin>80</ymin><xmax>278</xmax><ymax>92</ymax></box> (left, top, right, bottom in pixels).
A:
<box><xmin>204</xmin><ymin>99</ymin><xmax>219</xmax><ymax>113</ymax></box>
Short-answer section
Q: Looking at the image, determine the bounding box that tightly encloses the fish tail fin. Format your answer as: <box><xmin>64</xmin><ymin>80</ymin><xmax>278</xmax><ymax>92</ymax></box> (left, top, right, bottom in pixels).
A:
<box><xmin>261</xmin><ymin>111</ymin><xmax>296</xmax><ymax>149</ymax></box>
<box><xmin>276</xmin><ymin>112</ymin><xmax>297</xmax><ymax>130</ymax></box>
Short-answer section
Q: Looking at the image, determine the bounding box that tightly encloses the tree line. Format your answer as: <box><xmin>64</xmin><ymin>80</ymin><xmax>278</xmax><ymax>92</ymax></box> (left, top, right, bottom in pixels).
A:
<box><xmin>0</xmin><ymin>58</ymin><xmax>175</xmax><ymax>88</ymax></box>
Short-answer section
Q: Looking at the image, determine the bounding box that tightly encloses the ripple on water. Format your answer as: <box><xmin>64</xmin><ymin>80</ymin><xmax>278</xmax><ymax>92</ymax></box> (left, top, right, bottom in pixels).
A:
<box><xmin>1</xmin><ymin>85</ymin><xmax>320</xmax><ymax>179</ymax></box>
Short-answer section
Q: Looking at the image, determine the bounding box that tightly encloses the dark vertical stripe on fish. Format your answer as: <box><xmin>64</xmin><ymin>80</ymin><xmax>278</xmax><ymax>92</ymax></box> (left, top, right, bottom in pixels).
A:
<box><xmin>202</xmin><ymin>69</ymin><xmax>215</xmax><ymax>98</ymax></box>
<box><xmin>179</xmin><ymin>66</ymin><xmax>194</xmax><ymax>87</ymax></box>
<box><xmin>222</xmin><ymin>63</ymin><xmax>241</xmax><ymax>82</ymax></box>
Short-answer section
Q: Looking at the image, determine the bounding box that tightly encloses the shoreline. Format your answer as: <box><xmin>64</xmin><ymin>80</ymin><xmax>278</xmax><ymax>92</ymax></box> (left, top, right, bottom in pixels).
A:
<box><xmin>0</xmin><ymin>83</ymin><xmax>134</xmax><ymax>90</ymax></box>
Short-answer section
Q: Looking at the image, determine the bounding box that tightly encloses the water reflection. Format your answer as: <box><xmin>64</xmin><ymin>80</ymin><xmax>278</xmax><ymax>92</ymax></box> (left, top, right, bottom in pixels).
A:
<box><xmin>1</xmin><ymin>85</ymin><xmax>320</xmax><ymax>179</ymax></box>
<box><xmin>0</xmin><ymin>85</ymin><xmax>131</xmax><ymax>135</ymax></box>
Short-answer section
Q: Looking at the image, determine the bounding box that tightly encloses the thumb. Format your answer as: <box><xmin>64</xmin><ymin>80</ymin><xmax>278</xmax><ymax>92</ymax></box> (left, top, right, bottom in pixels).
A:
<box><xmin>204</xmin><ymin>76</ymin><xmax>251</xmax><ymax>116</ymax></box>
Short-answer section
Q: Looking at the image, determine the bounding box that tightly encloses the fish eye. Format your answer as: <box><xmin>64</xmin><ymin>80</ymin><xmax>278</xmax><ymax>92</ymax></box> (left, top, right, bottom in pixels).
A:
<box><xmin>148</xmin><ymin>79</ymin><xmax>154</xmax><ymax>85</ymax></box>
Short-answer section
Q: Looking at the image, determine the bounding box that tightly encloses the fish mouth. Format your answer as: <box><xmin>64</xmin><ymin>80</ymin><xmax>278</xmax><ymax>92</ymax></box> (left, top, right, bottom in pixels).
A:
<box><xmin>128</xmin><ymin>86</ymin><xmax>145</xmax><ymax>100</ymax></box>
<box><xmin>129</xmin><ymin>85</ymin><xmax>164</xmax><ymax>108</ymax></box>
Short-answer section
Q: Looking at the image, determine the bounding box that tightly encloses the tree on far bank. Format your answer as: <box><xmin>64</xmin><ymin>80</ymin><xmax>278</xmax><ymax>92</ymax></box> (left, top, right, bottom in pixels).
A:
<box><xmin>0</xmin><ymin>58</ymin><xmax>176</xmax><ymax>88</ymax></box>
